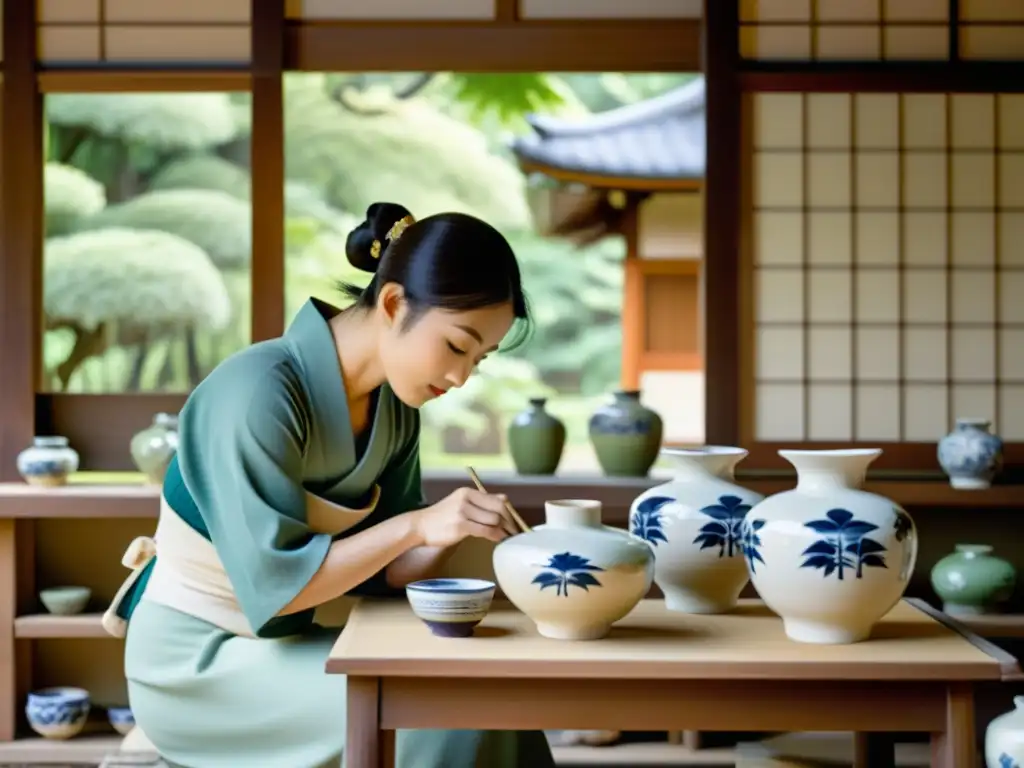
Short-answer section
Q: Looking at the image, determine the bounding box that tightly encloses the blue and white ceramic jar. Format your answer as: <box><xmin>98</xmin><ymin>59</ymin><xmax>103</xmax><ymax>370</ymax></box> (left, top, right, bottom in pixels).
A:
<box><xmin>938</xmin><ymin>418</ymin><xmax>1004</xmax><ymax>490</ymax></box>
<box><xmin>16</xmin><ymin>436</ymin><xmax>80</xmax><ymax>487</ymax></box>
<box><xmin>107</xmin><ymin>705</ymin><xmax>135</xmax><ymax>735</ymax></box>
<box><xmin>742</xmin><ymin>449</ymin><xmax>918</xmax><ymax>645</ymax></box>
<box><xmin>986</xmin><ymin>696</ymin><xmax>1024</xmax><ymax>768</ymax></box>
<box><xmin>25</xmin><ymin>686</ymin><xmax>90</xmax><ymax>739</ymax></box>
<box><xmin>493</xmin><ymin>499</ymin><xmax>654</xmax><ymax>640</ymax></box>
<box><xmin>629</xmin><ymin>447</ymin><xmax>763</xmax><ymax>614</ymax></box>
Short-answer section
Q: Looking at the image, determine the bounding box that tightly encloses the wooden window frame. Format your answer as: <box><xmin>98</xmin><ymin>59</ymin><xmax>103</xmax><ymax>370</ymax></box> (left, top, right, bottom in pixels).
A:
<box><xmin>0</xmin><ymin>1</ymin><xmax>704</xmax><ymax>476</ymax></box>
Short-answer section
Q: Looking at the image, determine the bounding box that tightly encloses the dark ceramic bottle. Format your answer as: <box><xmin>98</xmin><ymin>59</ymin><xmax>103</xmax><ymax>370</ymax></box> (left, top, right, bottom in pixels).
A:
<box><xmin>507</xmin><ymin>398</ymin><xmax>566</xmax><ymax>475</ymax></box>
<box><xmin>588</xmin><ymin>390</ymin><xmax>663</xmax><ymax>477</ymax></box>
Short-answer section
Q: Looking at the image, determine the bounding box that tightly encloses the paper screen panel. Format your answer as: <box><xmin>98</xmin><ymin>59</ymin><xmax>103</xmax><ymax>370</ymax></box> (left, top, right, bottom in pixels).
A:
<box><xmin>959</xmin><ymin>0</ymin><xmax>1024</xmax><ymax>60</ymax></box>
<box><xmin>36</xmin><ymin>0</ymin><xmax>250</xmax><ymax>63</ymax></box>
<box><xmin>749</xmin><ymin>92</ymin><xmax>1024</xmax><ymax>442</ymax></box>
<box><xmin>519</xmin><ymin>0</ymin><xmax>701</xmax><ymax>18</ymax></box>
<box><xmin>285</xmin><ymin>0</ymin><xmax>496</xmax><ymax>19</ymax></box>
<box><xmin>740</xmin><ymin>0</ymin><xmax>950</xmax><ymax>60</ymax></box>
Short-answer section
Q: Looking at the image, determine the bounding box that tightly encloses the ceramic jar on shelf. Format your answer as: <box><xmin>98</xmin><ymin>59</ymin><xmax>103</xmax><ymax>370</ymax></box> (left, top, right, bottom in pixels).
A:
<box><xmin>507</xmin><ymin>398</ymin><xmax>565</xmax><ymax>476</ymax></box>
<box><xmin>742</xmin><ymin>448</ymin><xmax>918</xmax><ymax>645</ymax></box>
<box><xmin>938</xmin><ymin>417</ymin><xmax>1004</xmax><ymax>489</ymax></box>
<box><xmin>16</xmin><ymin>436</ymin><xmax>80</xmax><ymax>487</ymax></box>
<box><xmin>493</xmin><ymin>499</ymin><xmax>654</xmax><ymax>640</ymax></box>
<box><xmin>130</xmin><ymin>412</ymin><xmax>180</xmax><ymax>485</ymax></box>
<box><xmin>629</xmin><ymin>447</ymin><xmax>764</xmax><ymax>614</ymax></box>
<box><xmin>588</xmin><ymin>390</ymin><xmax>663</xmax><ymax>477</ymax></box>
<box><xmin>930</xmin><ymin>544</ymin><xmax>1016</xmax><ymax>617</ymax></box>
<box><xmin>25</xmin><ymin>687</ymin><xmax>90</xmax><ymax>739</ymax></box>
<box><xmin>987</xmin><ymin>697</ymin><xmax>1024</xmax><ymax>768</ymax></box>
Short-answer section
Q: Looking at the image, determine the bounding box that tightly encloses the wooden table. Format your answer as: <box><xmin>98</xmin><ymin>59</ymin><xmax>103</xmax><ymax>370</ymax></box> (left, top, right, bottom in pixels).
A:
<box><xmin>326</xmin><ymin>598</ymin><xmax>1021</xmax><ymax>768</ymax></box>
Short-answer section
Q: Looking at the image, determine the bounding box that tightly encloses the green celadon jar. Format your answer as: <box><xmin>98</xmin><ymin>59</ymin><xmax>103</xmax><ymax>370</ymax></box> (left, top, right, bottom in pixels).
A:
<box><xmin>930</xmin><ymin>543</ymin><xmax>1017</xmax><ymax>616</ymax></box>
<box><xmin>507</xmin><ymin>398</ymin><xmax>566</xmax><ymax>476</ymax></box>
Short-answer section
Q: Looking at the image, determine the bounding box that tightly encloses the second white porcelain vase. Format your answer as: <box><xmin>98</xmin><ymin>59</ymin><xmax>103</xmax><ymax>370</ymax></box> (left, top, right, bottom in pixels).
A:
<box><xmin>629</xmin><ymin>447</ymin><xmax>764</xmax><ymax>613</ymax></box>
<box><xmin>743</xmin><ymin>449</ymin><xmax>918</xmax><ymax>644</ymax></box>
<box><xmin>986</xmin><ymin>696</ymin><xmax>1024</xmax><ymax>768</ymax></box>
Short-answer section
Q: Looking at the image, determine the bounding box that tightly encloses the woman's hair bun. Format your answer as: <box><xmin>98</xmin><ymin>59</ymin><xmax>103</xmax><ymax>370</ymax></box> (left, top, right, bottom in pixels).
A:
<box><xmin>344</xmin><ymin>202</ymin><xmax>415</xmax><ymax>273</ymax></box>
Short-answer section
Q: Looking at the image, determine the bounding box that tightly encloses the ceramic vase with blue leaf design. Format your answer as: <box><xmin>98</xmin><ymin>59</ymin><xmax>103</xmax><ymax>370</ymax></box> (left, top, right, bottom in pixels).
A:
<box><xmin>986</xmin><ymin>696</ymin><xmax>1024</xmax><ymax>768</ymax></box>
<box><xmin>492</xmin><ymin>499</ymin><xmax>654</xmax><ymax>640</ymax></box>
<box><xmin>629</xmin><ymin>447</ymin><xmax>764</xmax><ymax>614</ymax></box>
<box><xmin>938</xmin><ymin>417</ymin><xmax>1004</xmax><ymax>490</ymax></box>
<box><xmin>742</xmin><ymin>449</ymin><xmax>918</xmax><ymax>645</ymax></box>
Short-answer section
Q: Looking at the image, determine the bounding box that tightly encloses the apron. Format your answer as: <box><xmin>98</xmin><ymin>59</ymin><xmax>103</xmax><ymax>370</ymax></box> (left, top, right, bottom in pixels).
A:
<box><xmin>102</xmin><ymin>487</ymin><xmax>381</xmax><ymax>639</ymax></box>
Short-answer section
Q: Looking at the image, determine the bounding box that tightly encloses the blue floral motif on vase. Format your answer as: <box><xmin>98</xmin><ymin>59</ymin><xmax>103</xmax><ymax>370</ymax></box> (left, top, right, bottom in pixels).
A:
<box><xmin>531</xmin><ymin>552</ymin><xmax>606</xmax><ymax>597</ymax></box>
<box><xmin>800</xmin><ymin>508</ymin><xmax>887</xmax><ymax>580</ymax></box>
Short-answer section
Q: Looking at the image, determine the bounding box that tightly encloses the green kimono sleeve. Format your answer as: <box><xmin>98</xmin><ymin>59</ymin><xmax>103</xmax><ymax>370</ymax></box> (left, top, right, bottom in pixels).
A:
<box><xmin>347</xmin><ymin>407</ymin><xmax>426</xmax><ymax>598</ymax></box>
<box><xmin>176</xmin><ymin>361</ymin><xmax>332</xmax><ymax>636</ymax></box>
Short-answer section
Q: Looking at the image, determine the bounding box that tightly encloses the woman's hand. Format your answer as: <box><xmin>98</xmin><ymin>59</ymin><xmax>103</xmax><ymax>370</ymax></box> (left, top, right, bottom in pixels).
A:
<box><xmin>412</xmin><ymin>487</ymin><xmax>518</xmax><ymax>548</ymax></box>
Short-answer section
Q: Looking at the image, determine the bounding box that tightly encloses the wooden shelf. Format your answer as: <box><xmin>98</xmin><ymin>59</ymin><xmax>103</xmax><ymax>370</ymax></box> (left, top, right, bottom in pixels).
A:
<box><xmin>15</xmin><ymin>613</ymin><xmax>109</xmax><ymax>639</ymax></box>
<box><xmin>0</xmin><ymin>733</ymin><xmax>154</xmax><ymax>764</ymax></box>
<box><xmin>1</xmin><ymin>476</ymin><xmax>1021</xmax><ymax>522</ymax></box>
<box><xmin>956</xmin><ymin>613</ymin><xmax>1024</xmax><ymax>639</ymax></box>
<box><xmin>550</xmin><ymin>742</ymin><xmax>735</xmax><ymax>766</ymax></box>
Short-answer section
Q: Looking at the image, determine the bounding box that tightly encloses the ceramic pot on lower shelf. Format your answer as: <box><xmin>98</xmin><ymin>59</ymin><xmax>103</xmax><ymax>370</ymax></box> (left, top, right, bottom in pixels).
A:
<box><xmin>16</xmin><ymin>436</ymin><xmax>79</xmax><ymax>487</ymax></box>
<box><xmin>986</xmin><ymin>696</ymin><xmax>1024</xmax><ymax>768</ymax></box>
<box><xmin>742</xmin><ymin>449</ymin><xmax>919</xmax><ymax>645</ymax></box>
<box><xmin>25</xmin><ymin>687</ymin><xmax>90</xmax><ymax>740</ymax></box>
<box><xmin>629</xmin><ymin>446</ymin><xmax>764</xmax><ymax>614</ymax></box>
<box><xmin>493</xmin><ymin>499</ymin><xmax>654</xmax><ymax>640</ymax></box>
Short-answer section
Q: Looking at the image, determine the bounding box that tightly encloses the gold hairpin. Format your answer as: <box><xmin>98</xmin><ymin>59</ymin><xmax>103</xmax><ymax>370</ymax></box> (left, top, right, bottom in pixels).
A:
<box><xmin>370</xmin><ymin>215</ymin><xmax>416</xmax><ymax>260</ymax></box>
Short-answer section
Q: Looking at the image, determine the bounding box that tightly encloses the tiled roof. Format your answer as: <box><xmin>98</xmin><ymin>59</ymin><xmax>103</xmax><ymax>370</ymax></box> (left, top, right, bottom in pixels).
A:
<box><xmin>510</xmin><ymin>77</ymin><xmax>706</xmax><ymax>182</ymax></box>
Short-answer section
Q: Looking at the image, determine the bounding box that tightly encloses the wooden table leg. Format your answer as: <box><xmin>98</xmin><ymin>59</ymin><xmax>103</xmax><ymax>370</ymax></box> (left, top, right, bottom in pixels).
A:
<box><xmin>854</xmin><ymin>733</ymin><xmax>895</xmax><ymax>768</ymax></box>
<box><xmin>930</xmin><ymin>684</ymin><xmax>976</xmax><ymax>768</ymax></box>
<box><xmin>347</xmin><ymin>675</ymin><xmax>385</xmax><ymax>768</ymax></box>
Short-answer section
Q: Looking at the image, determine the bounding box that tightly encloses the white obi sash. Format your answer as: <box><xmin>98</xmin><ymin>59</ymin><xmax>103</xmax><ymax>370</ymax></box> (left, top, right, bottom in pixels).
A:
<box><xmin>102</xmin><ymin>486</ymin><xmax>380</xmax><ymax>639</ymax></box>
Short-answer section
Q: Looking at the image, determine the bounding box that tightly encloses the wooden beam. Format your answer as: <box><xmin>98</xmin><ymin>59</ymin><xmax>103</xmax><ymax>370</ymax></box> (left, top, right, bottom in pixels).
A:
<box><xmin>37</xmin><ymin>71</ymin><xmax>251</xmax><ymax>93</ymax></box>
<box><xmin>739</xmin><ymin>61</ymin><xmax>1024</xmax><ymax>93</ymax></box>
<box><xmin>286</xmin><ymin>20</ymin><xmax>701</xmax><ymax>72</ymax></box>
<box><xmin>251</xmin><ymin>0</ymin><xmax>287</xmax><ymax>342</ymax></box>
<box><xmin>701</xmin><ymin>0</ymin><xmax>742</xmax><ymax>446</ymax></box>
<box><xmin>0</xmin><ymin>0</ymin><xmax>42</xmax><ymax>484</ymax></box>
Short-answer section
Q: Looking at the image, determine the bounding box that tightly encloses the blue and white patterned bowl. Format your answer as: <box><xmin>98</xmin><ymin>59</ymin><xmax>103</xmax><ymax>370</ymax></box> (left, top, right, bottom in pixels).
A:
<box><xmin>406</xmin><ymin>578</ymin><xmax>496</xmax><ymax>638</ymax></box>
<box><xmin>107</xmin><ymin>705</ymin><xmax>134</xmax><ymax>735</ymax></box>
<box><xmin>26</xmin><ymin>687</ymin><xmax>90</xmax><ymax>739</ymax></box>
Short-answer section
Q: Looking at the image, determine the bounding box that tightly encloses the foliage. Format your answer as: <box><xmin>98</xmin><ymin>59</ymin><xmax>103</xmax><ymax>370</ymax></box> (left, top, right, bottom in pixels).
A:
<box><xmin>47</xmin><ymin>93</ymin><xmax>239</xmax><ymax>151</ymax></box>
<box><xmin>693</xmin><ymin>495</ymin><xmax>752</xmax><ymax>558</ymax></box>
<box><xmin>630</xmin><ymin>496</ymin><xmax>672</xmax><ymax>547</ymax></box>
<box><xmin>44</xmin><ymin>162</ymin><xmax>106</xmax><ymax>237</ymax></box>
<box><xmin>44</xmin><ymin>228</ymin><xmax>231</xmax><ymax>333</ymax></box>
<box><xmin>74</xmin><ymin>189</ymin><xmax>252</xmax><ymax>269</ymax></box>
<box><xmin>532</xmin><ymin>552</ymin><xmax>605</xmax><ymax>597</ymax></box>
<box><xmin>150</xmin><ymin>154</ymin><xmax>252</xmax><ymax>199</ymax></box>
<box><xmin>284</xmin><ymin>74</ymin><xmax>532</xmax><ymax>230</ymax></box>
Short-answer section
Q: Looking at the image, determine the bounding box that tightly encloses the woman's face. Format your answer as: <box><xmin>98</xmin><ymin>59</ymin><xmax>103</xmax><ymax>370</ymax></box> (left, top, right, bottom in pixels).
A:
<box><xmin>377</xmin><ymin>284</ymin><xmax>515</xmax><ymax>408</ymax></box>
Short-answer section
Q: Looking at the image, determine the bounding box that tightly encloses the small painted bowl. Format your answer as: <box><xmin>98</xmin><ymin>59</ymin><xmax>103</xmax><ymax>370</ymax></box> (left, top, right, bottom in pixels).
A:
<box><xmin>26</xmin><ymin>687</ymin><xmax>90</xmax><ymax>740</ymax></box>
<box><xmin>107</xmin><ymin>705</ymin><xmax>134</xmax><ymax>735</ymax></box>
<box><xmin>406</xmin><ymin>578</ymin><xmax>496</xmax><ymax>638</ymax></box>
<box><xmin>39</xmin><ymin>586</ymin><xmax>91</xmax><ymax>616</ymax></box>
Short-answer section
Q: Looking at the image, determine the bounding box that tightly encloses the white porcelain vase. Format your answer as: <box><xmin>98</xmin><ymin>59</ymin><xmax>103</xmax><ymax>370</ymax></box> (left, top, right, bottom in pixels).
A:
<box><xmin>742</xmin><ymin>449</ymin><xmax>918</xmax><ymax>644</ymax></box>
<box><xmin>493</xmin><ymin>499</ymin><xmax>654</xmax><ymax>640</ymax></box>
<box><xmin>629</xmin><ymin>447</ymin><xmax>764</xmax><ymax>614</ymax></box>
<box><xmin>987</xmin><ymin>696</ymin><xmax>1024</xmax><ymax>768</ymax></box>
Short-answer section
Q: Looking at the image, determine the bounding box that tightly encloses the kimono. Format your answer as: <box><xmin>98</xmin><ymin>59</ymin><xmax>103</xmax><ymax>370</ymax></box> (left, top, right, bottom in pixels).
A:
<box><xmin>105</xmin><ymin>298</ymin><xmax>555</xmax><ymax>768</ymax></box>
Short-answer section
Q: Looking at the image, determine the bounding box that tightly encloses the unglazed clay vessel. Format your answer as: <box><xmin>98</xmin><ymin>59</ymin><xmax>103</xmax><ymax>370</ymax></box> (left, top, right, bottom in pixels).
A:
<box><xmin>629</xmin><ymin>447</ymin><xmax>764</xmax><ymax>613</ymax></box>
<box><xmin>987</xmin><ymin>696</ymin><xmax>1024</xmax><ymax>768</ymax></box>
<box><xmin>742</xmin><ymin>449</ymin><xmax>918</xmax><ymax>644</ymax></box>
<box><xmin>493</xmin><ymin>499</ymin><xmax>654</xmax><ymax>640</ymax></box>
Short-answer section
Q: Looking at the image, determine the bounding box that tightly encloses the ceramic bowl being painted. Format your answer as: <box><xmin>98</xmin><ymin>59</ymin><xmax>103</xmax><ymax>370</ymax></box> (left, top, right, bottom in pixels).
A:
<box><xmin>107</xmin><ymin>705</ymin><xmax>135</xmax><ymax>735</ymax></box>
<box><xmin>39</xmin><ymin>586</ymin><xmax>91</xmax><ymax>616</ymax></box>
<box><xmin>406</xmin><ymin>578</ymin><xmax>496</xmax><ymax>638</ymax></box>
<box><xmin>25</xmin><ymin>686</ymin><xmax>90</xmax><ymax>740</ymax></box>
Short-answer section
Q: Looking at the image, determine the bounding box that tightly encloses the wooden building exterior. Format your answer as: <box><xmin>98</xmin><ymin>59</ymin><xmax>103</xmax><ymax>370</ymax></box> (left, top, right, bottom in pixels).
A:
<box><xmin>0</xmin><ymin>0</ymin><xmax>1022</xmax><ymax>764</ymax></box>
<box><xmin>511</xmin><ymin>80</ymin><xmax>706</xmax><ymax>431</ymax></box>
